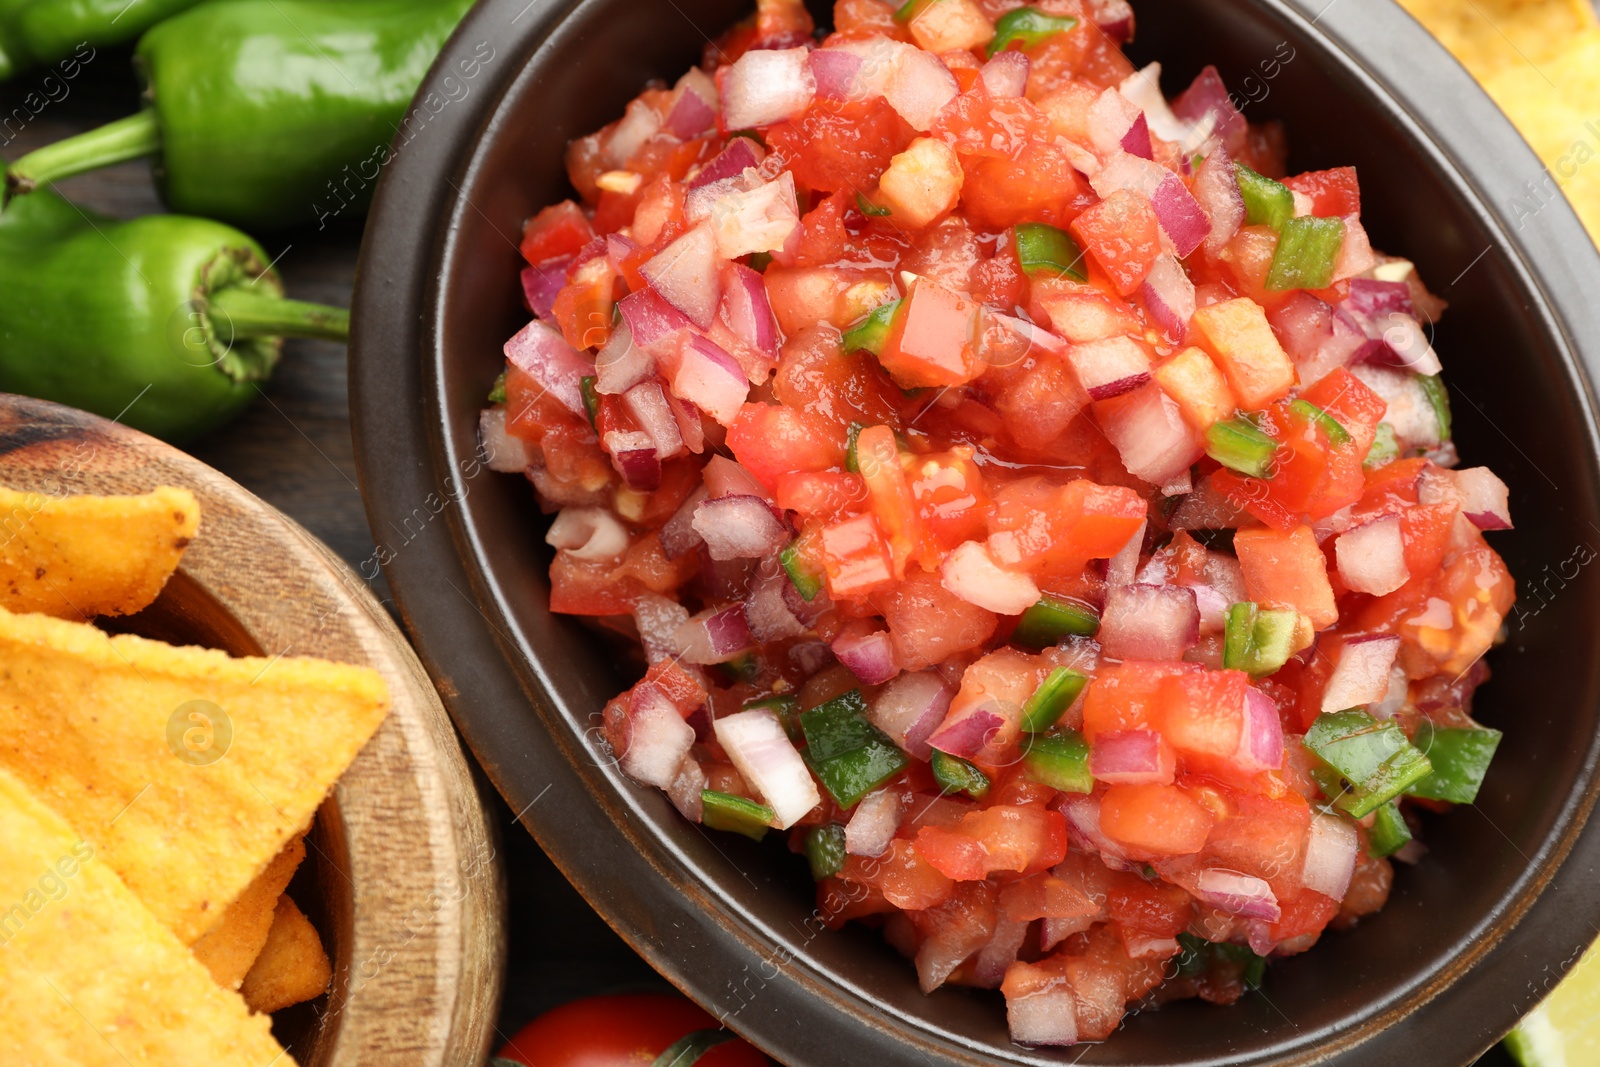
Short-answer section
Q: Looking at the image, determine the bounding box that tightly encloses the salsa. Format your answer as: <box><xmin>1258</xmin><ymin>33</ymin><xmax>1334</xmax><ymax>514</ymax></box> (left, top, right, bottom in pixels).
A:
<box><xmin>483</xmin><ymin>0</ymin><xmax>1516</xmax><ymax>1045</ymax></box>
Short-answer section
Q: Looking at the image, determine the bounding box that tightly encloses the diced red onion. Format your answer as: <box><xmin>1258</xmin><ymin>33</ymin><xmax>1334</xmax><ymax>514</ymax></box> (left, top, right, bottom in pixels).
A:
<box><xmin>619</xmin><ymin>686</ymin><xmax>696</xmax><ymax>789</ymax></box>
<box><xmin>688</xmin><ymin>136</ymin><xmax>766</xmax><ymax>191</ymax></box>
<box><xmin>1088</xmin><ymin>86</ymin><xmax>1143</xmax><ymax>159</ymax></box>
<box><xmin>602</xmin><ymin>429</ymin><xmax>661</xmax><ymax>491</ymax></box>
<box><xmin>545</xmin><ymin>506</ymin><xmax>629</xmax><ymax>561</ymax></box>
<box><xmin>1090</xmin><ymin>0</ymin><xmax>1135</xmax><ymax>42</ymax></box>
<box><xmin>1097</xmin><ymin>383</ymin><xmax>1200</xmax><ymax>486</ymax></box>
<box><xmin>1193</xmin><ymin>143</ymin><xmax>1244</xmax><ymax>256</ymax></box>
<box><xmin>808</xmin><ymin>47</ymin><xmax>862</xmax><ymax>100</ymax></box>
<box><xmin>1301</xmin><ymin>813</ymin><xmax>1359</xmax><ymax>901</ymax></box>
<box><xmin>1089</xmin><ymin>730</ymin><xmax>1171</xmax><ymax>784</ymax></box>
<box><xmin>884</xmin><ymin>44</ymin><xmax>960</xmax><ymax>131</ymax></box>
<box><xmin>1172</xmin><ymin>65</ymin><xmax>1245</xmax><ymax>152</ymax></box>
<box><xmin>1119</xmin><ymin>111</ymin><xmax>1153</xmax><ymax>158</ymax></box>
<box><xmin>1454</xmin><ymin>467</ymin><xmax>1513</xmax><ymax>529</ymax></box>
<box><xmin>832</xmin><ymin>625</ymin><xmax>901</xmax><ymax>685</ymax></box>
<box><xmin>719</xmin><ymin>261</ymin><xmax>780</xmax><ymax>359</ymax></box>
<box><xmin>1140</xmin><ymin>254</ymin><xmax>1195</xmax><ymax>342</ymax></box>
<box><xmin>666</xmin><ymin>756</ymin><xmax>707</xmax><ymax>821</ymax></box>
<box><xmin>702</xmin><ymin>455</ymin><xmax>771</xmax><ymax>499</ymax></box>
<box><xmin>917</xmin><ymin>914</ymin><xmax>992</xmax><ymax>993</ymax></box>
<box><xmin>1151</xmin><ymin>173</ymin><xmax>1211</xmax><ymax>258</ymax></box>
<box><xmin>666</xmin><ymin>72</ymin><xmax>717</xmax><ymax>139</ymax></box>
<box><xmin>659</xmin><ymin>485</ymin><xmax>708</xmax><ymax>560</ymax></box>
<box><xmin>618</xmin><ymin>287</ymin><xmax>695</xmax><ymax>355</ymax></box>
<box><xmin>1006</xmin><ymin>987</ymin><xmax>1078</xmax><ymax>1046</ymax></box>
<box><xmin>604</xmin><ymin>97</ymin><xmax>662</xmax><ymax>166</ymax></box>
<box><xmin>928</xmin><ymin>703</ymin><xmax>1006</xmax><ymax>759</ymax></box>
<box><xmin>673</xmin><ymin>603</ymin><xmax>756</xmax><ymax>664</ymax></box>
<box><xmin>979</xmin><ymin>50</ymin><xmax>1030</xmax><ymax>99</ymax></box>
<box><xmin>1161</xmin><ymin>470</ymin><xmax>1192</xmax><ymax>497</ymax></box>
<box><xmin>592</xmin><ymin>323</ymin><xmax>651</xmax><ymax>396</ymax></box>
<box><xmin>1320</xmin><ymin>635</ymin><xmax>1401</xmax><ymax>713</ymax></box>
<box><xmin>504</xmin><ymin>319</ymin><xmax>594</xmax><ymax>416</ymax></box>
<box><xmin>1331</xmin><ymin>216</ymin><xmax>1376</xmax><ymax>282</ymax></box>
<box><xmin>606</xmin><ymin>231</ymin><xmax>638</xmax><ymax>269</ymax></box>
<box><xmin>790</xmin><ymin>639</ymin><xmax>832</xmax><ymax>678</ymax></box>
<box><xmin>1056</xmin><ymin>793</ymin><xmax>1134</xmax><ymax>868</ymax></box>
<box><xmin>1118</xmin><ymin>63</ymin><xmax>1198</xmax><ymax>146</ymax></box>
<box><xmin>622</xmin><ymin>380</ymin><xmax>684</xmax><ymax>458</ymax></box>
<box><xmin>1106</xmin><ymin>519</ymin><xmax>1146</xmax><ymax>590</ymax></box>
<box><xmin>665</xmin><ymin>388</ymin><xmax>706</xmax><ymax>454</ymax></box>
<box><xmin>634</xmin><ymin>593</ymin><xmax>691</xmax><ymax>664</ymax></box>
<box><xmin>845</xmin><ymin>788</ymin><xmax>904</xmax><ymax>858</ymax></box>
<box><xmin>744</xmin><ymin>566</ymin><xmax>809</xmax><ymax>643</ymax></box>
<box><xmin>1099</xmin><ymin>584</ymin><xmax>1199</xmax><ymax>661</ymax></box>
<box><xmin>781</xmin><ymin>576</ymin><xmax>830</xmax><ymax>627</ymax></box>
<box><xmin>1269</xmin><ymin>291</ymin><xmax>1333</xmax><ymax>364</ymax></box>
<box><xmin>870</xmin><ymin>671</ymin><xmax>954</xmax><ymax>761</ymax></box>
<box><xmin>640</xmin><ymin>225</ymin><xmax>721</xmax><ymax>329</ymax></box>
<box><xmin>972</xmin><ymin>919</ymin><xmax>1030</xmax><ymax>989</ymax></box>
<box><xmin>714</xmin><ymin>707</ymin><xmax>821</xmax><ymax>830</ymax></box>
<box><xmin>521</xmin><ymin>256</ymin><xmax>572</xmax><ymax>320</ymax></box>
<box><xmin>939</xmin><ymin>540</ymin><xmax>1040</xmax><ymax>616</ymax></box>
<box><xmin>698</xmin><ymin>550</ymin><xmax>756</xmax><ymax>603</ymax></box>
<box><xmin>1348</xmin><ymin>364</ymin><xmax>1444</xmax><ymax>448</ymax></box>
<box><xmin>705</xmin><ymin>172</ymin><xmax>801</xmax><ymax>260</ymax></box>
<box><xmin>1346</xmin><ymin>278</ymin><xmax>1414</xmax><ymax>320</ymax></box>
<box><xmin>1088</xmin><ymin>151</ymin><xmax>1166</xmax><ymax>201</ymax></box>
<box><xmin>479</xmin><ymin>407</ymin><xmax>530</xmax><ymax>473</ymax></box>
<box><xmin>1189</xmin><ymin>582</ymin><xmax>1230</xmax><ymax>634</ymax></box>
<box><xmin>1235</xmin><ymin>687</ymin><xmax>1285</xmax><ymax>771</ymax></box>
<box><xmin>721</xmin><ymin>46</ymin><xmax>816</xmax><ymax>130</ymax></box>
<box><xmin>1335</xmin><ymin>516</ymin><xmax>1410</xmax><ymax>597</ymax></box>
<box><xmin>1069</xmin><ymin>336</ymin><xmax>1152</xmax><ymax>401</ymax></box>
<box><xmin>692</xmin><ymin>494</ymin><xmax>788</xmax><ymax>560</ymax></box>
<box><xmin>669</xmin><ymin>333</ymin><xmax>750</xmax><ymax>425</ymax></box>
<box><xmin>1190</xmin><ymin>870</ymin><xmax>1281</xmax><ymax>921</ymax></box>
<box><xmin>1359</xmin><ymin>312</ymin><xmax>1443</xmax><ymax>375</ymax></box>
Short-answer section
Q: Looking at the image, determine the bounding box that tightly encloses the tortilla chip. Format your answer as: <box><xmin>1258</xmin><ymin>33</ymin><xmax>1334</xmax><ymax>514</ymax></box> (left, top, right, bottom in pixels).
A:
<box><xmin>0</xmin><ymin>766</ymin><xmax>292</xmax><ymax>1066</ymax></box>
<box><xmin>194</xmin><ymin>835</ymin><xmax>308</xmax><ymax>990</ymax></box>
<box><xmin>1398</xmin><ymin>0</ymin><xmax>1597</xmax><ymax>78</ymax></box>
<box><xmin>0</xmin><ymin>485</ymin><xmax>199</xmax><ymax>620</ymax></box>
<box><xmin>0</xmin><ymin>604</ymin><xmax>389</xmax><ymax>945</ymax></box>
<box><xmin>240</xmin><ymin>895</ymin><xmax>333</xmax><ymax>1015</ymax></box>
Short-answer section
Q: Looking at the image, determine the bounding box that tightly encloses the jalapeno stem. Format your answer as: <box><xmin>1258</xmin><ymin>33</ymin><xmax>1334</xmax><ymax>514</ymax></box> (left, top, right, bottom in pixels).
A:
<box><xmin>209</xmin><ymin>286</ymin><xmax>350</xmax><ymax>343</ymax></box>
<box><xmin>4</xmin><ymin>110</ymin><xmax>163</xmax><ymax>200</ymax></box>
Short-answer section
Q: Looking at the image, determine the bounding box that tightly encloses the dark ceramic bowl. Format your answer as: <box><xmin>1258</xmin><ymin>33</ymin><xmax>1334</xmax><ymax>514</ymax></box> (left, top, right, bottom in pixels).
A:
<box><xmin>350</xmin><ymin>0</ymin><xmax>1600</xmax><ymax>1062</ymax></box>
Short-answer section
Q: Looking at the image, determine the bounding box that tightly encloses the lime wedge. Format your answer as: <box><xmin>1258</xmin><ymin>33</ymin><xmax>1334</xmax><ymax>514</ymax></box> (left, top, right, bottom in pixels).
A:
<box><xmin>1506</xmin><ymin>937</ymin><xmax>1600</xmax><ymax>1066</ymax></box>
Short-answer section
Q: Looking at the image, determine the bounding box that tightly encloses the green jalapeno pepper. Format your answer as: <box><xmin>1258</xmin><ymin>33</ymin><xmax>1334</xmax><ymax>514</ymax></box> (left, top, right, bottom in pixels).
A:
<box><xmin>5</xmin><ymin>0</ymin><xmax>476</xmax><ymax>230</ymax></box>
<box><xmin>0</xmin><ymin>189</ymin><xmax>348</xmax><ymax>442</ymax></box>
<box><xmin>0</xmin><ymin>0</ymin><xmax>203</xmax><ymax>81</ymax></box>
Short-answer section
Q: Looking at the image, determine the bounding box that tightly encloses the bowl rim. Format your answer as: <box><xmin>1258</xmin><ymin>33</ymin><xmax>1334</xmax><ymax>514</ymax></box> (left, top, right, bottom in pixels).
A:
<box><xmin>349</xmin><ymin>0</ymin><xmax>1600</xmax><ymax>1062</ymax></box>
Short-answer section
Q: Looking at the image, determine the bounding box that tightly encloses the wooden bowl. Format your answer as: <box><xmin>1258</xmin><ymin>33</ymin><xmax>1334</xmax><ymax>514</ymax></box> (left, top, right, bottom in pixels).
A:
<box><xmin>0</xmin><ymin>393</ymin><xmax>505</xmax><ymax>1067</ymax></box>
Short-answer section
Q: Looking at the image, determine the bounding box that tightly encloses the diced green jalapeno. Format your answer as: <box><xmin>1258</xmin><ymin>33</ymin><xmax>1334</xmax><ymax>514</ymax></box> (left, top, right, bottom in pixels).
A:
<box><xmin>1368</xmin><ymin>799</ymin><xmax>1412</xmax><ymax>858</ymax></box>
<box><xmin>1021</xmin><ymin>730</ymin><xmax>1094</xmax><ymax>793</ymax></box>
<box><xmin>1408</xmin><ymin>721</ymin><xmax>1501</xmax><ymax>804</ymax></box>
<box><xmin>1014</xmin><ymin>595</ymin><xmax>1100</xmax><ymax>650</ymax></box>
<box><xmin>1223</xmin><ymin>601</ymin><xmax>1300</xmax><ymax>677</ymax></box>
<box><xmin>1266</xmin><ymin>216</ymin><xmax>1345</xmax><ymax>291</ymax></box>
<box><xmin>701</xmin><ymin>790</ymin><xmax>774</xmax><ymax>841</ymax></box>
<box><xmin>894</xmin><ymin>0</ymin><xmax>935</xmax><ymax>21</ymax></box>
<box><xmin>841</xmin><ymin>299</ymin><xmax>902</xmax><ymax>357</ymax></box>
<box><xmin>931</xmin><ymin>750</ymin><xmax>990</xmax><ymax>799</ymax></box>
<box><xmin>1304</xmin><ymin>709</ymin><xmax>1434</xmax><ymax>818</ymax></box>
<box><xmin>1234</xmin><ymin>163</ymin><xmax>1295</xmax><ymax>231</ymax></box>
<box><xmin>855</xmin><ymin>191</ymin><xmax>892</xmax><ymax>217</ymax></box>
<box><xmin>780</xmin><ymin>530</ymin><xmax>825</xmax><ymax>602</ymax></box>
<box><xmin>987</xmin><ymin>6</ymin><xmax>1079</xmax><ymax>57</ymax></box>
<box><xmin>1176</xmin><ymin>933</ymin><xmax>1267</xmax><ymax>988</ymax></box>
<box><xmin>1364</xmin><ymin>422</ymin><xmax>1400</xmax><ymax>469</ymax></box>
<box><xmin>1205</xmin><ymin>416</ymin><xmax>1278</xmax><ymax>478</ymax></box>
<box><xmin>579</xmin><ymin>375</ymin><xmax>600</xmax><ymax>429</ymax></box>
<box><xmin>801</xmin><ymin>689</ymin><xmax>909</xmax><ymax>809</ymax></box>
<box><xmin>745</xmin><ymin>694</ymin><xmax>804</xmax><ymax>744</ymax></box>
<box><xmin>1020</xmin><ymin>666</ymin><xmax>1088</xmax><ymax>733</ymax></box>
<box><xmin>805</xmin><ymin>823</ymin><xmax>847</xmax><ymax>879</ymax></box>
<box><xmin>1014</xmin><ymin>222</ymin><xmax>1087</xmax><ymax>280</ymax></box>
<box><xmin>1419</xmin><ymin>373</ymin><xmax>1452</xmax><ymax>441</ymax></box>
<box><xmin>1289</xmin><ymin>399</ymin><xmax>1352</xmax><ymax>445</ymax></box>
<box><xmin>487</xmin><ymin>371</ymin><xmax>507</xmax><ymax>405</ymax></box>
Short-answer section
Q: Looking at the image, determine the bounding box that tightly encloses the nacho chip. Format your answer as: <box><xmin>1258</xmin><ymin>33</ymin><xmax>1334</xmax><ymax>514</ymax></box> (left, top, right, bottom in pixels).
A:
<box><xmin>0</xmin><ymin>485</ymin><xmax>199</xmax><ymax>620</ymax></box>
<box><xmin>0</xmin><ymin>604</ymin><xmax>389</xmax><ymax>945</ymax></box>
<box><xmin>1398</xmin><ymin>0</ymin><xmax>1597</xmax><ymax>78</ymax></box>
<box><xmin>194</xmin><ymin>835</ymin><xmax>308</xmax><ymax>990</ymax></box>
<box><xmin>0</xmin><ymin>766</ymin><xmax>292</xmax><ymax>1066</ymax></box>
<box><xmin>240</xmin><ymin>895</ymin><xmax>333</xmax><ymax>1014</ymax></box>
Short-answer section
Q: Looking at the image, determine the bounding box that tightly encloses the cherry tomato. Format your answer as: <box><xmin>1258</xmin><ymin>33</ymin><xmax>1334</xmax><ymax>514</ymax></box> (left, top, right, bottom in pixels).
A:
<box><xmin>494</xmin><ymin>993</ymin><xmax>771</xmax><ymax>1067</ymax></box>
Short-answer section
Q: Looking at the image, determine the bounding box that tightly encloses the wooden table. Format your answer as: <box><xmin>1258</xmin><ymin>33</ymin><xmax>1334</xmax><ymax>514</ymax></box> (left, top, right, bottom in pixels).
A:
<box><xmin>0</xmin><ymin>47</ymin><xmax>1518</xmax><ymax>1067</ymax></box>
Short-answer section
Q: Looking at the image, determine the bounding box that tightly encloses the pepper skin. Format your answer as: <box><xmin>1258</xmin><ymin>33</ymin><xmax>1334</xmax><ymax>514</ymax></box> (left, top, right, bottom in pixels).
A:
<box><xmin>0</xmin><ymin>190</ymin><xmax>348</xmax><ymax>442</ymax></box>
<box><xmin>0</xmin><ymin>0</ymin><xmax>204</xmax><ymax>81</ymax></box>
<box><xmin>4</xmin><ymin>0</ymin><xmax>476</xmax><ymax>230</ymax></box>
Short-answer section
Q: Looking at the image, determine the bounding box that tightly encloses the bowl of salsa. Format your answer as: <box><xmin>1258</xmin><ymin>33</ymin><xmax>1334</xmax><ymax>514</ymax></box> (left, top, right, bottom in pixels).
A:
<box><xmin>351</xmin><ymin>0</ymin><xmax>1600</xmax><ymax>1062</ymax></box>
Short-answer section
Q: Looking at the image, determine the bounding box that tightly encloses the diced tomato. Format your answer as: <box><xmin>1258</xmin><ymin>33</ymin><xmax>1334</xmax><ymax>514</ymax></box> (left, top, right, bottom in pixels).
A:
<box><xmin>520</xmin><ymin>200</ymin><xmax>595</xmax><ymax>265</ymax></box>
<box><xmin>856</xmin><ymin>425</ymin><xmax>922</xmax><ymax>575</ymax></box>
<box><xmin>765</xmin><ymin>267</ymin><xmax>895</xmax><ymax>335</ymax></box>
<box><xmin>1282</xmin><ymin>166</ymin><xmax>1360</xmax><ymax>218</ymax></box>
<box><xmin>1400</xmin><ymin>502</ymin><xmax>1458</xmax><ymax>579</ymax></box>
<box><xmin>1299</xmin><ymin>367</ymin><xmax>1386</xmax><ymax>454</ymax></box>
<box><xmin>1153</xmin><ymin>347</ymin><xmax>1235</xmax><ymax>432</ymax></box>
<box><xmin>874</xmin><ymin>567</ymin><xmax>999</xmax><ymax>671</ymax></box>
<box><xmin>907</xmin><ymin>447</ymin><xmax>993</xmax><ymax>560</ymax></box>
<box><xmin>986</xmin><ymin>478</ymin><xmax>1146</xmax><ymax>577</ymax></box>
<box><xmin>916</xmin><ymin>804</ymin><xmax>1068</xmax><ymax>881</ymax></box>
<box><xmin>617</xmin><ymin>533</ymin><xmax>699</xmax><ymax>594</ymax></box>
<box><xmin>1069</xmin><ymin>190</ymin><xmax>1163</xmax><ymax>296</ymax></box>
<box><xmin>821</xmin><ymin>513</ymin><xmax>896</xmax><ymax>599</ymax></box>
<box><xmin>933</xmin><ymin>89</ymin><xmax>1048</xmax><ymax>161</ymax></box>
<box><xmin>879</xmin><ymin>279</ymin><xmax>983</xmax><ymax>388</ymax></box>
<box><xmin>1191</xmin><ymin>297</ymin><xmax>1295</xmax><ymax>409</ymax></box>
<box><xmin>768</xmin><ymin>96</ymin><xmax>917</xmax><ymax>193</ymax></box>
<box><xmin>1099</xmin><ymin>782</ymin><xmax>1216</xmax><ymax>855</ymax></box>
<box><xmin>1000</xmin><ymin>871</ymin><xmax>1100</xmax><ymax>923</ymax></box>
<box><xmin>1082</xmin><ymin>661</ymin><xmax>1197</xmax><ymax>741</ymax></box>
<box><xmin>551</xmin><ymin>254</ymin><xmax>619</xmax><ymax>351</ymax></box>
<box><xmin>1158</xmin><ymin>669</ymin><xmax>1248</xmax><ymax>761</ymax></box>
<box><xmin>1105</xmin><ymin>870</ymin><xmax>1193</xmax><ymax>938</ymax></box>
<box><xmin>841</xmin><ymin>839</ymin><xmax>955</xmax><ymax>910</ymax></box>
<box><xmin>549</xmin><ymin>552</ymin><xmax>644</xmax><ymax>616</ymax></box>
<box><xmin>772</xmin><ymin>324</ymin><xmax>902</xmax><ymax>431</ymax></box>
<box><xmin>1267</xmin><ymin>887</ymin><xmax>1340</xmax><ymax>945</ymax></box>
<box><xmin>1030</xmin><ymin>279</ymin><xmax>1144</xmax><ymax>344</ymax></box>
<box><xmin>960</xmin><ymin>142</ymin><xmax>1088</xmax><ymax>231</ymax></box>
<box><xmin>727</xmin><ymin>403</ymin><xmax>846</xmax><ymax>486</ymax></box>
<box><xmin>1234</xmin><ymin>525</ymin><xmax>1338</xmax><ymax>630</ymax></box>
<box><xmin>775</xmin><ymin>470</ymin><xmax>867</xmax><ymax>520</ymax></box>
<box><xmin>1201</xmin><ymin>791</ymin><xmax>1311</xmax><ymax>895</ymax></box>
<box><xmin>830</xmin><ymin>0</ymin><xmax>911</xmax><ymax>40</ymax></box>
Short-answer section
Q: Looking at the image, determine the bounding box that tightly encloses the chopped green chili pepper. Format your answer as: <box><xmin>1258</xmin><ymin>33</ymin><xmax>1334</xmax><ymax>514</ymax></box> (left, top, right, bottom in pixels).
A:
<box><xmin>855</xmin><ymin>191</ymin><xmax>892</xmax><ymax>217</ymax></box>
<box><xmin>1419</xmin><ymin>373</ymin><xmax>1452</xmax><ymax>441</ymax></box>
<box><xmin>800</xmin><ymin>689</ymin><xmax>909</xmax><ymax>809</ymax></box>
<box><xmin>579</xmin><ymin>375</ymin><xmax>600</xmax><ymax>429</ymax></box>
<box><xmin>1364</xmin><ymin>422</ymin><xmax>1400</xmax><ymax>469</ymax></box>
<box><xmin>1022</xmin><ymin>731</ymin><xmax>1094</xmax><ymax>793</ymax></box>
<box><xmin>1205</xmin><ymin>417</ymin><xmax>1279</xmax><ymax>479</ymax></box>
<box><xmin>1020</xmin><ymin>667</ymin><xmax>1088</xmax><ymax>733</ymax></box>
<box><xmin>719</xmin><ymin>652</ymin><xmax>761</xmax><ymax>683</ymax></box>
<box><xmin>931</xmin><ymin>750</ymin><xmax>990</xmax><ymax>799</ymax></box>
<box><xmin>1266</xmin><ymin>216</ymin><xmax>1345</xmax><ymax>291</ymax></box>
<box><xmin>987</xmin><ymin>6</ymin><xmax>1079</xmax><ymax>57</ymax></box>
<box><xmin>745</xmin><ymin>694</ymin><xmax>804</xmax><ymax>745</ymax></box>
<box><xmin>487</xmin><ymin>371</ymin><xmax>508</xmax><ymax>405</ymax></box>
<box><xmin>804</xmin><ymin>823</ymin><xmax>847</xmax><ymax>879</ymax></box>
<box><xmin>1304</xmin><ymin>709</ymin><xmax>1434</xmax><ymax>818</ymax></box>
<box><xmin>1014</xmin><ymin>595</ymin><xmax>1100</xmax><ymax>650</ymax></box>
<box><xmin>1014</xmin><ymin>222</ymin><xmax>1087</xmax><ymax>281</ymax></box>
<box><xmin>1289</xmin><ymin>399</ymin><xmax>1352</xmax><ymax>445</ymax></box>
<box><xmin>1368</xmin><ymin>799</ymin><xmax>1412</xmax><ymax>859</ymax></box>
<box><xmin>1223</xmin><ymin>602</ymin><xmax>1300</xmax><ymax>677</ymax></box>
<box><xmin>1176</xmin><ymin>933</ymin><xmax>1267</xmax><ymax>989</ymax></box>
<box><xmin>780</xmin><ymin>530</ymin><xmax>826</xmax><ymax>602</ymax></box>
<box><xmin>1234</xmin><ymin>164</ymin><xmax>1295</xmax><ymax>231</ymax></box>
<box><xmin>841</xmin><ymin>300</ymin><xmax>901</xmax><ymax>357</ymax></box>
<box><xmin>1408</xmin><ymin>721</ymin><xmax>1502</xmax><ymax>804</ymax></box>
<box><xmin>893</xmin><ymin>0</ymin><xmax>936</xmax><ymax>22</ymax></box>
<box><xmin>748</xmin><ymin>251</ymin><xmax>773</xmax><ymax>272</ymax></box>
<box><xmin>845</xmin><ymin>422</ymin><xmax>866</xmax><ymax>473</ymax></box>
<box><xmin>701</xmin><ymin>790</ymin><xmax>774</xmax><ymax>841</ymax></box>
